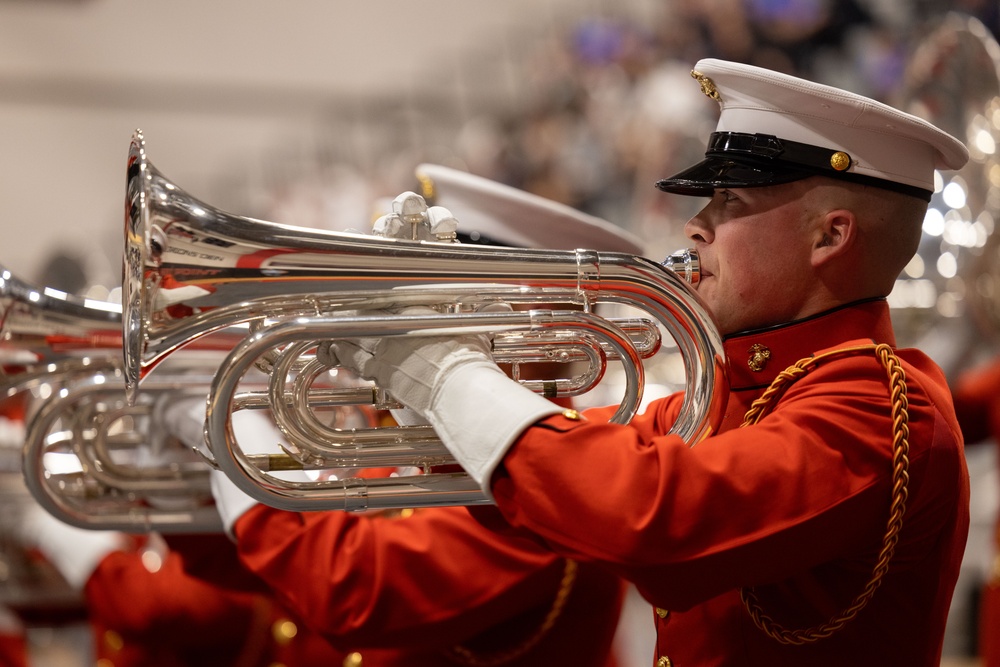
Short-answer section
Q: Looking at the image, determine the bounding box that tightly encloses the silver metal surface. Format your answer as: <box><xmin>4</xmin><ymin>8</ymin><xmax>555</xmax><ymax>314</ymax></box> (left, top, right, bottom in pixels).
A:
<box><xmin>20</xmin><ymin>362</ymin><xmax>223</xmax><ymax>533</ymax></box>
<box><xmin>124</xmin><ymin>129</ymin><xmax>729</xmax><ymax>511</ymax></box>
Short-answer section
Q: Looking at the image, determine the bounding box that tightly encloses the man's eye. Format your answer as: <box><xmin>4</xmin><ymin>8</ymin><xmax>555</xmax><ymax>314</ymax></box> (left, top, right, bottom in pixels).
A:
<box><xmin>719</xmin><ymin>190</ymin><xmax>738</xmax><ymax>202</ymax></box>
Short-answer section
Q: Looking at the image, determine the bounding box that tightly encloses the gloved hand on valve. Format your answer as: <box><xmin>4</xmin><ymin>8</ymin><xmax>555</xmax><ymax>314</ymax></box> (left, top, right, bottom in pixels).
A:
<box><xmin>320</xmin><ymin>305</ymin><xmax>561</xmax><ymax>492</ymax></box>
<box><xmin>161</xmin><ymin>396</ymin><xmax>305</xmax><ymax>536</ymax></box>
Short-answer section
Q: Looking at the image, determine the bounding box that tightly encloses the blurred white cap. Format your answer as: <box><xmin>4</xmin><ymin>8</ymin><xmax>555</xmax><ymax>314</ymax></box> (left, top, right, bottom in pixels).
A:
<box><xmin>412</xmin><ymin>163</ymin><xmax>646</xmax><ymax>255</ymax></box>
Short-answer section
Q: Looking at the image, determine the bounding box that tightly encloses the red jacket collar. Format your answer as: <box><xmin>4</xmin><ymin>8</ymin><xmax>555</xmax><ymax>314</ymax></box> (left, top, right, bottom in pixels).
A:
<box><xmin>722</xmin><ymin>299</ymin><xmax>897</xmax><ymax>391</ymax></box>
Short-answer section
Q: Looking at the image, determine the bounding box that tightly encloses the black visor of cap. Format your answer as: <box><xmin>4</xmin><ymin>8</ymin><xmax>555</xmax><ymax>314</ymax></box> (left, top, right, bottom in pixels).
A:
<box><xmin>656</xmin><ymin>131</ymin><xmax>932</xmax><ymax>201</ymax></box>
<box><xmin>656</xmin><ymin>131</ymin><xmax>839</xmax><ymax>195</ymax></box>
<box><xmin>654</xmin><ymin>157</ymin><xmax>814</xmax><ymax>196</ymax></box>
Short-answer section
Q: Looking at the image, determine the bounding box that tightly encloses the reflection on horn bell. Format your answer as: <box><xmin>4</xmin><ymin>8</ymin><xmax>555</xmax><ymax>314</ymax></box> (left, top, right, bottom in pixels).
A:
<box><xmin>123</xmin><ymin>129</ymin><xmax>729</xmax><ymax>511</ymax></box>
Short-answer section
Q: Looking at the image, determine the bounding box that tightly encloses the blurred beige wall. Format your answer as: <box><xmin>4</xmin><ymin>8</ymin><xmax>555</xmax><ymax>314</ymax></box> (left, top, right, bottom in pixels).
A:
<box><xmin>0</xmin><ymin>0</ymin><xmax>654</xmax><ymax>291</ymax></box>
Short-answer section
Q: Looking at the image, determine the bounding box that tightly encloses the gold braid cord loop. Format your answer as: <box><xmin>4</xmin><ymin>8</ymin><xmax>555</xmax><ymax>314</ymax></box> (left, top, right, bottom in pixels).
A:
<box><xmin>445</xmin><ymin>558</ymin><xmax>579</xmax><ymax>666</ymax></box>
<box><xmin>739</xmin><ymin>343</ymin><xmax>910</xmax><ymax>645</ymax></box>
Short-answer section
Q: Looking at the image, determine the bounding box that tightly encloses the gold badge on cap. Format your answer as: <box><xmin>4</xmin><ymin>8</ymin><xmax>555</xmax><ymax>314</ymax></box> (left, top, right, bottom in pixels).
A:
<box><xmin>747</xmin><ymin>343</ymin><xmax>771</xmax><ymax>372</ymax></box>
<box><xmin>690</xmin><ymin>70</ymin><xmax>721</xmax><ymax>102</ymax></box>
<box><xmin>417</xmin><ymin>172</ymin><xmax>437</xmax><ymax>203</ymax></box>
<box><xmin>830</xmin><ymin>151</ymin><xmax>851</xmax><ymax>171</ymax></box>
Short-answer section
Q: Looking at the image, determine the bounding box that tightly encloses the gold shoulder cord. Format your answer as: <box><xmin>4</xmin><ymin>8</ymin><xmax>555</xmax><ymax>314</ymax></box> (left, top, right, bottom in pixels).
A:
<box><xmin>738</xmin><ymin>343</ymin><xmax>911</xmax><ymax>644</ymax></box>
<box><xmin>445</xmin><ymin>558</ymin><xmax>579</xmax><ymax>666</ymax></box>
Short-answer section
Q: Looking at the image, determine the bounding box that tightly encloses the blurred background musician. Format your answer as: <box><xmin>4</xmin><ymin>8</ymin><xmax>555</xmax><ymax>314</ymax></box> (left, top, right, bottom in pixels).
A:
<box><xmin>17</xmin><ymin>508</ymin><xmax>348</xmax><ymax>667</ymax></box>
<box><xmin>952</xmin><ymin>357</ymin><xmax>1000</xmax><ymax>667</ymax></box>
<box><xmin>1</xmin><ymin>261</ymin><xmax>348</xmax><ymax>667</ymax></box>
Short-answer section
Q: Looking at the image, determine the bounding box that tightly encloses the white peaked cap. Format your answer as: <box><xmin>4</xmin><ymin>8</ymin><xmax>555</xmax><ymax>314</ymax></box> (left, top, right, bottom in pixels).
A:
<box><xmin>414</xmin><ymin>163</ymin><xmax>646</xmax><ymax>255</ymax></box>
<box><xmin>656</xmin><ymin>58</ymin><xmax>970</xmax><ymax>200</ymax></box>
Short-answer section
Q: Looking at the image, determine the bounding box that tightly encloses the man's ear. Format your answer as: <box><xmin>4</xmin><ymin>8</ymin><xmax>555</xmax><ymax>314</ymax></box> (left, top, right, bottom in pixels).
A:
<box><xmin>811</xmin><ymin>209</ymin><xmax>856</xmax><ymax>267</ymax></box>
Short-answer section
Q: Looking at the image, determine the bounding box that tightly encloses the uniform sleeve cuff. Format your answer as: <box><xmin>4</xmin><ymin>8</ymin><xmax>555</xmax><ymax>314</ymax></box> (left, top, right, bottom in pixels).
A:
<box><xmin>427</xmin><ymin>362</ymin><xmax>561</xmax><ymax>495</ymax></box>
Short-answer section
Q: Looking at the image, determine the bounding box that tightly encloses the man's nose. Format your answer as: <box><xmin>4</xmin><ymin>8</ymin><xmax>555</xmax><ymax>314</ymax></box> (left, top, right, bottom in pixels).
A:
<box><xmin>684</xmin><ymin>208</ymin><xmax>713</xmax><ymax>243</ymax></box>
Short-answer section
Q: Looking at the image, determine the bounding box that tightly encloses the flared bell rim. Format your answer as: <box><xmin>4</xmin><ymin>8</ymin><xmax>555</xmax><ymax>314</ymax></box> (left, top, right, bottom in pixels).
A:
<box><xmin>123</xmin><ymin>129</ymin><xmax>151</xmax><ymax>404</ymax></box>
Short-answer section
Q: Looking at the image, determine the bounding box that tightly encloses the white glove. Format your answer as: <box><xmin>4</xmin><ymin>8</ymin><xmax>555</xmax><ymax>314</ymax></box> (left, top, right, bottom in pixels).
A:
<box><xmin>160</xmin><ymin>396</ymin><xmax>302</xmax><ymax>536</ymax></box>
<box><xmin>423</xmin><ymin>361</ymin><xmax>561</xmax><ymax>491</ymax></box>
<box><xmin>158</xmin><ymin>395</ymin><xmax>212</xmax><ymax>460</ymax></box>
<box><xmin>18</xmin><ymin>504</ymin><xmax>125</xmax><ymax>590</ymax></box>
<box><xmin>209</xmin><ymin>408</ymin><xmax>309</xmax><ymax>536</ymax></box>
<box><xmin>325</xmin><ymin>307</ymin><xmax>497</xmax><ymax>420</ymax></box>
<box><xmin>209</xmin><ymin>469</ymin><xmax>259</xmax><ymax>538</ymax></box>
<box><xmin>324</xmin><ymin>307</ymin><xmax>561</xmax><ymax>491</ymax></box>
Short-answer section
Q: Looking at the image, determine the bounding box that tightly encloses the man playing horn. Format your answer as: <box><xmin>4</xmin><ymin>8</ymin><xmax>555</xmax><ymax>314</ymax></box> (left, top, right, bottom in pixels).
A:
<box><xmin>324</xmin><ymin>59</ymin><xmax>972</xmax><ymax>665</ymax></box>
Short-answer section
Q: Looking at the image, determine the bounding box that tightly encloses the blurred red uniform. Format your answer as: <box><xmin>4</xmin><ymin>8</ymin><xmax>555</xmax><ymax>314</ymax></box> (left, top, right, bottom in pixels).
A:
<box><xmin>0</xmin><ymin>608</ymin><xmax>28</xmax><ymax>667</ymax></box>
<box><xmin>12</xmin><ymin>399</ymin><xmax>345</xmax><ymax>667</ymax></box>
<box><xmin>0</xmin><ymin>635</ymin><xmax>27</xmax><ymax>667</ymax></box>
<box><xmin>182</xmin><ymin>411</ymin><xmax>625</xmax><ymax>667</ymax></box>
<box><xmin>83</xmin><ymin>533</ymin><xmax>346</xmax><ymax>667</ymax></box>
<box><xmin>191</xmin><ymin>502</ymin><xmax>624</xmax><ymax>667</ymax></box>
<box><xmin>952</xmin><ymin>356</ymin><xmax>1000</xmax><ymax>667</ymax></box>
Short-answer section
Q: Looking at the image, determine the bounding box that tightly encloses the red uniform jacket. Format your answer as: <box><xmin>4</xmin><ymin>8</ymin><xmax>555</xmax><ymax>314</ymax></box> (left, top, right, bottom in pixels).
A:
<box><xmin>85</xmin><ymin>534</ymin><xmax>345</xmax><ymax>667</ymax></box>
<box><xmin>953</xmin><ymin>357</ymin><xmax>1000</xmax><ymax>667</ymax></box>
<box><xmin>227</xmin><ymin>502</ymin><xmax>624</xmax><ymax>666</ymax></box>
<box><xmin>490</xmin><ymin>299</ymin><xmax>970</xmax><ymax>666</ymax></box>
<box><xmin>0</xmin><ymin>632</ymin><xmax>27</xmax><ymax>667</ymax></box>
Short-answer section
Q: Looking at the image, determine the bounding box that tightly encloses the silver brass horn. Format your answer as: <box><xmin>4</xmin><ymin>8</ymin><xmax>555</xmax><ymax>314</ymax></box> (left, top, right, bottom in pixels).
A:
<box><xmin>0</xmin><ymin>267</ymin><xmax>246</xmax><ymax>532</ymax></box>
<box><xmin>0</xmin><ymin>265</ymin><xmax>124</xmax><ymax>398</ymax></box>
<box><xmin>124</xmin><ymin>129</ymin><xmax>728</xmax><ymax>511</ymax></box>
<box><xmin>20</xmin><ymin>361</ymin><xmax>225</xmax><ymax>533</ymax></box>
<box><xmin>0</xmin><ymin>266</ymin><xmax>245</xmax><ymax>398</ymax></box>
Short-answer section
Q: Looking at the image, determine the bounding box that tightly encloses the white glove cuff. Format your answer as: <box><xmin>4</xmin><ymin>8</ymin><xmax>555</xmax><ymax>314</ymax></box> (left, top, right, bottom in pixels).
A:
<box><xmin>390</xmin><ymin>407</ymin><xmax>430</xmax><ymax>426</ymax></box>
<box><xmin>427</xmin><ymin>362</ymin><xmax>561</xmax><ymax>495</ymax></box>
<box><xmin>210</xmin><ymin>470</ymin><xmax>261</xmax><ymax>538</ymax></box>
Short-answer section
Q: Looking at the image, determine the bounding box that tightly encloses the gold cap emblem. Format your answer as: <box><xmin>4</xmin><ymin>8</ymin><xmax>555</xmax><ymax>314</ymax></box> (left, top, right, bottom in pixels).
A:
<box><xmin>691</xmin><ymin>70</ymin><xmax>721</xmax><ymax>102</ymax></box>
<box><xmin>417</xmin><ymin>173</ymin><xmax>436</xmax><ymax>203</ymax></box>
<box><xmin>747</xmin><ymin>343</ymin><xmax>771</xmax><ymax>372</ymax></box>
<box><xmin>830</xmin><ymin>151</ymin><xmax>851</xmax><ymax>171</ymax></box>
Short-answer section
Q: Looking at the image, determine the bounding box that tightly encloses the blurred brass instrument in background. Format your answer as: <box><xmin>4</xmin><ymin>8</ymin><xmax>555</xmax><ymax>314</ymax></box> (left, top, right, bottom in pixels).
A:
<box><xmin>122</xmin><ymin>129</ymin><xmax>729</xmax><ymax>512</ymax></box>
<box><xmin>896</xmin><ymin>13</ymin><xmax>1000</xmax><ymax>372</ymax></box>
<box><xmin>0</xmin><ymin>267</ymin><xmax>240</xmax><ymax>532</ymax></box>
<box><xmin>0</xmin><ymin>264</ymin><xmax>122</xmax><ymax>399</ymax></box>
<box><xmin>20</xmin><ymin>360</ymin><xmax>224</xmax><ymax>533</ymax></box>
